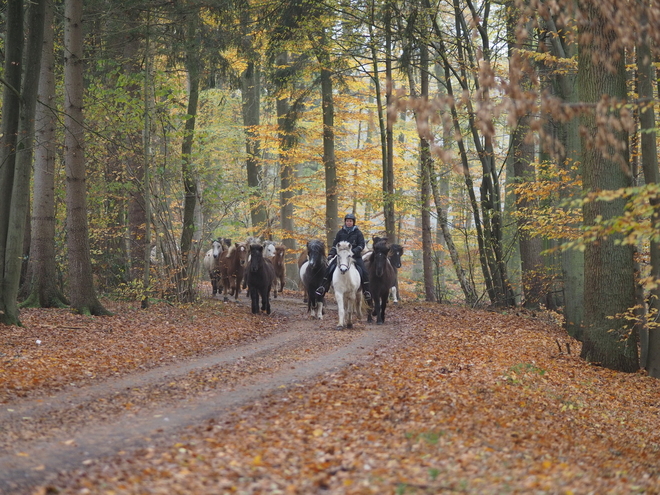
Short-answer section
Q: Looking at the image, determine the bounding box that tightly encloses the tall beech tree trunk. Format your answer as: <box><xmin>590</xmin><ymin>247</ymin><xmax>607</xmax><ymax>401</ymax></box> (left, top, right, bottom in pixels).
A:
<box><xmin>23</xmin><ymin>0</ymin><xmax>68</xmax><ymax>309</ymax></box>
<box><xmin>578</xmin><ymin>0</ymin><xmax>638</xmax><ymax>372</ymax></box>
<box><xmin>64</xmin><ymin>0</ymin><xmax>110</xmax><ymax>316</ymax></box>
<box><xmin>635</xmin><ymin>0</ymin><xmax>660</xmax><ymax>376</ymax></box>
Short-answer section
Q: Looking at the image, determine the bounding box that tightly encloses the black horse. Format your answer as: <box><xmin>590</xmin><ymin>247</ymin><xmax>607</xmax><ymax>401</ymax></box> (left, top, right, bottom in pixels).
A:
<box><xmin>388</xmin><ymin>243</ymin><xmax>404</xmax><ymax>303</ymax></box>
<box><xmin>246</xmin><ymin>243</ymin><xmax>276</xmax><ymax>314</ymax></box>
<box><xmin>366</xmin><ymin>240</ymin><xmax>396</xmax><ymax>324</ymax></box>
<box><xmin>299</xmin><ymin>240</ymin><xmax>328</xmax><ymax>319</ymax></box>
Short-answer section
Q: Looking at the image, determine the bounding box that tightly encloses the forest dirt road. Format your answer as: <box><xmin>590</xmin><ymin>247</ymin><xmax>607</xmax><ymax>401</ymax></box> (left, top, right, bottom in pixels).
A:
<box><xmin>0</xmin><ymin>295</ymin><xmax>399</xmax><ymax>494</ymax></box>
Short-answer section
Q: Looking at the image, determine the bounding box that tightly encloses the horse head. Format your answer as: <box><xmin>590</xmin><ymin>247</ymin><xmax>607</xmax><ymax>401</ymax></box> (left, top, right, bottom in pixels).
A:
<box><xmin>373</xmin><ymin>241</ymin><xmax>390</xmax><ymax>277</ymax></box>
<box><xmin>389</xmin><ymin>244</ymin><xmax>404</xmax><ymax>269</ymax></box>
<box><xmin>306</xmin><ymin>240</ymin><xmax>326</xmax><ymax>269</ymax></box>
<box><xmin>336</xmin><ymin>241</ymin><xmax>354</xmax><ymax>274</ymax></box>
<box><xmin>211</xmin><ymin>239</ymin><xmax>224</xmax><ymax>259</ymax></box>
<box><xmin>249</xmin><ymin>243</ymin><xmax>263</xmax><ymax>271</ymax></box>
<box><xmin>237</xmin><ymin>242</ymin><xmax>249</xmax><ymax>266</ymax></box>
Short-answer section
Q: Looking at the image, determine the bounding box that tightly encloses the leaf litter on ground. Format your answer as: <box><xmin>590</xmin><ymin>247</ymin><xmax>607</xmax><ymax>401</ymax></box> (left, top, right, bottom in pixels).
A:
<box><xmin>1</xmin><ymin>292</ymin><xmax>659</xmax><ymax>494</ymax></box>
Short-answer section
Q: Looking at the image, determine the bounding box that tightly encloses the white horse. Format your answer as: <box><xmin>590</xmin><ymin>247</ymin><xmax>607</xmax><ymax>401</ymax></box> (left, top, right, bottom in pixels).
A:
<box><xmin>332</xmin><ymin>241</ymin><xmax>364</xmax><ymax>330</ymax></box>
<box><xmin>203</xmin><ymin>239</ymin><xmax>226</xmax><ymax>296</ymax></box>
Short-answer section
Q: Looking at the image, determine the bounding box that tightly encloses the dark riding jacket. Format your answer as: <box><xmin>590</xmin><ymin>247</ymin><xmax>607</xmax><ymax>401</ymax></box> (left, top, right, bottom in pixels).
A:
<box><xmin>328</xmin><ymin>226</ymin><xmax>366</xmax><ymax>258</ymax></box>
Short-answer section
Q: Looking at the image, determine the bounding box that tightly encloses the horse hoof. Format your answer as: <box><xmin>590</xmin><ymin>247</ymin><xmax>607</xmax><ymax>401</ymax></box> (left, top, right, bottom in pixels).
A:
<box><xmin>347</xmin><ymin>323</ymin><xmax>353</xmax><ymax>329</ymax></box>
<box><xmin>335</xmin><ymin>325</ymin><xmax>344</xmax><ymax>330</ymax></box>
<box><xmin>377</xmin><ymin>321</ymin><xmax>383</xmax><ymax>325</ymax></box>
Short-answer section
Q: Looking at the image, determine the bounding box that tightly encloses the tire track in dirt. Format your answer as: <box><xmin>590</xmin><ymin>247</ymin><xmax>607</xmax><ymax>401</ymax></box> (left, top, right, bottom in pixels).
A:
<box><xmin>0</xmin><ymin>297</ymin><xmax>399</xmax><ymax>494</ymax></box>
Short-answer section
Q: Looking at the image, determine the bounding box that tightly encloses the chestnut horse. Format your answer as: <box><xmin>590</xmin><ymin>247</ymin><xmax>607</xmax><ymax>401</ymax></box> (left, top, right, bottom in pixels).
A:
<box><xmin>220</xmin><ymin>242</ymin><xmax>248</xmax><ymax>302</ymax></box>
<box><xmin>271</xmin><ymin>244</ymin><xmax>286</xmax><ymax>298</ymax></box>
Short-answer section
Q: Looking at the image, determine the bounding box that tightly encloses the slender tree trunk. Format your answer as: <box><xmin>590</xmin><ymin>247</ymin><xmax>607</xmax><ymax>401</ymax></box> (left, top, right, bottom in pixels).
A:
<box><xmin>178</xmin><ymin>7</ymin><xmax>201</xmax><ymax>303</ymax></box>
<box><xmin>0</xmin><ymin>0</ymin><xmax>24</xmax><ymax>326</ymax></box>
<box><xmin>319</xmin><ymin>45</ymin><xmax>339</xmax><ymax>249</ymax></box>
<box><xmin>578</xmin><ymin>0</ymin><xmax>638</xmax><ymax>372</ymax></box>
<box><xmin>383</xmin><ymin>2</ymin><xmax>396</xmax><ymax>243</ymax></box>
<box><xmin>240</xmin><ymin>9</ymin><xmax>266</xmax><ymax>235</ymax></box>
<box><xmin>64</xmin><ymin>0</ymin><xmax>110</xmax><ymax>316</ymax></box>
<box><xmin>275</xmin><ymin>52</ymin><xmax>298</xmax><ymax>283</ymax></box>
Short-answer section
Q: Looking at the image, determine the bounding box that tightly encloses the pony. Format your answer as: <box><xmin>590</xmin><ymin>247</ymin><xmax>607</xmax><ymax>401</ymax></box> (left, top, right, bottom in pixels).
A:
<box><xmin>246</xmin><ymin>243</ymin><xmax>276</xmax><ymax>314</ymax></box>
<box><xmin>220</xmin><ymin>242</ymin><xmax>249</xmax><ymax>302</ymax></box>
<box><xmin>299</xmin><ymin>240</ymin><xmax>327</xmax><ymax>319</ymax></box>
<box><xmin>366</xmin><ymin>239</ymin><xmax>396</xmax><ymax>324</ymax></box>
<box><xmin>271</xmin><ymin>244</ymin><xmax>286</xmax><ymax>298</ymax></box>
<box><xmin>203</xmin><ymin>238</ymin><xmax>228</xmax><ymax>296</ymax></box>
<box><xmin>364</xmin><ymin>236</ymin><xmax>404</xmax><ymax>303</ymax></box>
<box><xmin>242</xmin><ymin>238</ymin><xmax>275</xmax><ymax>291</ymax></box>
<box><xmin>332</xmin><ymin>241</ymin><xmax>364</xmax><ymax>330</ymax></box>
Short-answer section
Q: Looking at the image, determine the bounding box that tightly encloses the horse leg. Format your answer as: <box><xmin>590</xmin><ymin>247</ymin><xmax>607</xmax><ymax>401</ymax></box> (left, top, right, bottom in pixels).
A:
<box><xmin>250</xmin><ymin>289</ymin><xmax>259</xmax><ymax>314</ymax></box>
<box><xmin>378</xmin><ymin>297</ymin><xmax>387</xmax><ymax>324</ymax></box>
<box><xmin>335</xmin><ymin>291</ymin><xmax>345</xmax><ymax>329</ymax></box>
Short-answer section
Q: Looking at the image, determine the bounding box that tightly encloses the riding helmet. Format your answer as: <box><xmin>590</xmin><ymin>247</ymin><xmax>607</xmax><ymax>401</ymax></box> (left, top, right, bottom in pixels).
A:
<box><xmin>344</xmin><ymin>213</ymin><xmax>357</xmax><ymax>222</ymax></box>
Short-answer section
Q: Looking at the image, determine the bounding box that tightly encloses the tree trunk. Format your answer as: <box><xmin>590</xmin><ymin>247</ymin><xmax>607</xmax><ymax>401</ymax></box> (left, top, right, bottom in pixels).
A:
<box><xmin>240</xmin><ymin>9</ymin><xmax>267</xmax><ymax>235</ymax></box>
<box><xmin>178</xmin><ymin>7</ymin><xmax>201</xmax><ymax>303</ymax></box>
<box><xmin>318</xmin><ymin>39</ymin><xmax>339</xmax><ymax>249</ymax></box>
<box><xmin>64</xmin><ymin>0</ymin><xmax>110</xmax><ymax>316</ymax></box>
<box><xmin>23</xmin><ymin>0</ymin><xmax>68</xmax><ymax>310</ymax></box>
<box><xmin>275</xmin><ymin>52</ymin><xmax>298</xmax><ymax>283</ymax></box>
<box><xmin>0</xmin><ymin>0</ymin><xmax>24</xmax><ymax>326</ymax></box>
<box><xmin>383</xmin><ymin>2</ymin><xmax>396</xmax><ymax>243</ymax></box>
<box><xmin>635</xmin><ymin>0</ymin><xmax>660</xmax><ymax>376</ymax></box>
<box><xmin>578</xmin><ymin>0</ymin><xmax>638</xmax><ymax>372</ymax></box>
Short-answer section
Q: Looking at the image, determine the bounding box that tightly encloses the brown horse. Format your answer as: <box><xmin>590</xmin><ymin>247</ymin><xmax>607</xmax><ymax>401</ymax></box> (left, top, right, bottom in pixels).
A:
<box><xmin>220</xmin><ymin>242</ymin><xmax>249</xmax><ymax>302</ymax></box>
<box><xmin>271</xmin><ymin>244</ymin><xmax>286</xmax><ymax>298</ymax></box>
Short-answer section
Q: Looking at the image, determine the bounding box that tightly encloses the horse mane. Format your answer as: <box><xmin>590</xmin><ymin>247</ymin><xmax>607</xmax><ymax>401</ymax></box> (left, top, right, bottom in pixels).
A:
<box><xmin>225</xmin><ymin>244</ymin><xmax>236</xmax><ymax>257</ymax></box>
<box><xmin>336</xmin><ymin>240</ymin><xmax>352</xmax><ymax>252</ymax></box>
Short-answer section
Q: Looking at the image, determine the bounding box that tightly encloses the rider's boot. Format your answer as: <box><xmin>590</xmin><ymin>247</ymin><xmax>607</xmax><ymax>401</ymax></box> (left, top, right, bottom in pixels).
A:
<box><xmin>362</xmin><ymin>280</ymin><xmax>372</xmax><ymax>303</ymax></box>
<box><xmin>315</xmin><ymin>277</ymin><xmax>331</xmax><ymax>297</ymax></box>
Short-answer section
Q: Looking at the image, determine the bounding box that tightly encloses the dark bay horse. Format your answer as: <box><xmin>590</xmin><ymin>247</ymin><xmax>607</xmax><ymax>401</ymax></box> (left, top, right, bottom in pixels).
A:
<box><xmin>246</xmin><ymin>243</ymin><xmax>276</xmax><ymax>314</ymax></box>
<box><xmin>220</xmin><ymin>242</ymin><xmax>248</xmax><ymax>302</ymax></box>
<box><xmin>366</xmin><ymin>240</ymin><xmax>396</xmax><ymax>324</ymax></box>
<box><xmin>298</xmin><ymin>240</ymin><xmax>327</xmax><ymax>319</ymax></box>
<box><xmin>365</xmin><ymin>236</ymin><xmax>404</xmax><ymax>303</ymax></box>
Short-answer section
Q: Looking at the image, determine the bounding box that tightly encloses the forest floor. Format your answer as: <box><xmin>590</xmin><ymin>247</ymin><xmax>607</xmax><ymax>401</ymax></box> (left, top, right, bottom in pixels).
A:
<box><xmin>1</xmin><ymin>285</ymin><xmax>659</xmax><ymax>494</ymax></box>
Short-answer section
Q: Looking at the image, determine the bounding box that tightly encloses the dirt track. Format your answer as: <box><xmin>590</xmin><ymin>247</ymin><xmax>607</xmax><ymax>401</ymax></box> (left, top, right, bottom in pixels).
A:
<box><xmin>0</xmin><ymin>295</ymin><xmax>400</xmax><ymax>494</ymax></box>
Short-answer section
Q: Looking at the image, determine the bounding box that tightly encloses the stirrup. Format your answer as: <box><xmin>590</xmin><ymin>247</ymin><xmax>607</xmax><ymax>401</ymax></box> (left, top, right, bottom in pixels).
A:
<box><xmin>315</xmin><ymin>286</ymin><xmax>326</xmax><ymax>297</ymax></box>
<box><xmin>363</xmin><ymin>290</ymin><xmax>372</xmax><ymax>301</ymax></box>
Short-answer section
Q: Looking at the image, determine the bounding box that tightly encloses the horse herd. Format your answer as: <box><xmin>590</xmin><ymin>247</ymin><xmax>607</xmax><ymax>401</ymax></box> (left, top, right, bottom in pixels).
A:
<box><xmin>202</xmin><ymin>236</ymin><xmax>404</xmax><ymax>330</ymax></box>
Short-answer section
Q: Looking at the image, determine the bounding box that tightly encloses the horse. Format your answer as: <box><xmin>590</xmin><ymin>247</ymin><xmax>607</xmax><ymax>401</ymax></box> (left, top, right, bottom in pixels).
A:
<box><xmin>332</xmin><ymin>241</ymin><xmax>365</xmax><ymax>330</ymax></box>
<box><xmin>242</xmin><ymin>238</ymin><xmax>275</xmax><ymax>291</ymax></box>
<box><xmin>271</xmin><ymin>244</ymin><xmax>286</xmax><ymax>298</ymax></box>
<box><xmin>299</xmin><ymin>240</ymin><xmax>327</xmax><ymax>319</ymax></box>
<box><xmin>246</xmin><ymin>243</ymin><xmax>276</xmax><ymax>314</ymax></box>
<box><xmin>203</xmin><ymin>239</ymin><xmax>229</xmax><ymax>296</ymax></box>
<box><xmin>366</xmin><ymin>239</ymin><xmax>396</xmax><ymax>325</ymax></box>
<box><xmin>220</xmin><ymin>242</ymin><xmax>249</xmax><ymax>302</ymax></box>
<box><xmin>364</xmin><ymin>236</ymin><xmax>404</xmax><ymax>303</ymax></box>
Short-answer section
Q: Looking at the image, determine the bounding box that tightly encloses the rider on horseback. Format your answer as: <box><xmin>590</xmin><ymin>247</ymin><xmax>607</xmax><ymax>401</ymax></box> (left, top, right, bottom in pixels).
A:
<box><xmin>315</xmin><ymin>213</ymin><xmax>372</xmax><ymax>303</ymax></box>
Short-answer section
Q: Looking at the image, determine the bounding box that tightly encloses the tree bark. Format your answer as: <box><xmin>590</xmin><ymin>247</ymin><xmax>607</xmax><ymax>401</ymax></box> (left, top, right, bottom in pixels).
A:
<box><xmin>64</xmin><ymin>0</ymin><xmax>110</xmax><ymax>316</ymax></box>
<box><xmin>178</xmin><ymin>7</ymin><xmax>201</xmax><ymax>303</ymax></box>
<box><xmin>240</xmin><ymin>9</ymin><xmax>267</xmax><ymax>235</ymax></box>
<box><xmin>22</xmin><ymin>0</ymin><xmax>68</xmax><ymax>310</ymax></box>
<box><xmin>578</xmin><ymin>0</ymin><xmax>638</xmax><ymax>372</ymax></box>
<box><xmin>635</xmin><ymin>0</ymin><xmax>660</xmax><ymax>376</ymax></box>
<box><xmin>0</xmin><ymin>0</ymin><xmax>24</xmax><ymax>326</ymax></box>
